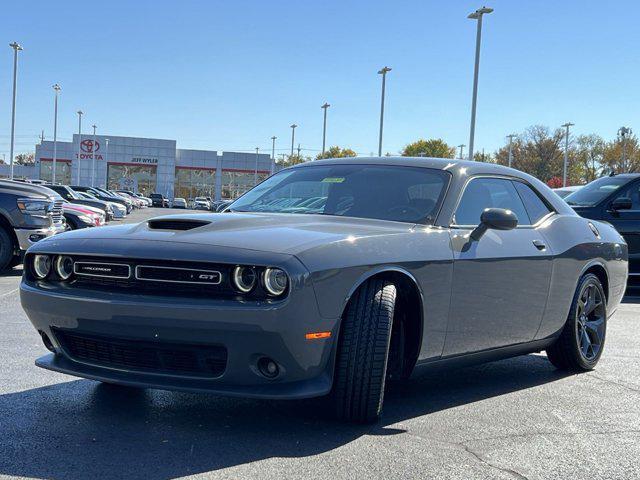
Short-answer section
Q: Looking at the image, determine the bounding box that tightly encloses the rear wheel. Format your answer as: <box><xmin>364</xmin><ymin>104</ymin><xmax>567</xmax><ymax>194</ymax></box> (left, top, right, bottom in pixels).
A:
<box><xmin>0</xmin><ymin>227</ymin><xmax>15</xmax><ymax>271</ymax></box>
<box><xmin>546</xmin><ymin>273</ymin><xmax>607</xmax><ymax>371</ymax></box>
<box><xmin>330</xmin><ymin>278</ymin><xmax>396</xmax><ymax>423</ymax></box>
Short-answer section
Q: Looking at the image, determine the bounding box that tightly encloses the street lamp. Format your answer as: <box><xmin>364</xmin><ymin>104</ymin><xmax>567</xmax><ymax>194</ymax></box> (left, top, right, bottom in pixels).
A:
<box><xmin>290</xmin><ymin>124</ymin><xmax>297</xmax><ymax>157</ymax></box>
<box><xmin>51</xmin><ymin>84</ymin><xmax>61</xmax><ymax>184</ymax></box>
<box><xmin>377</xmin><ymin>66</ymin><xmax>392</xmax><ymax>156</ymax></box>
<box><xmin>8</xmin><ymin>42</ymin><xmax>23</xmax><ymax>181</ymax></box>
<box><xmin>76</xmin><ymin>110</ymin><xmax>83</xmax><ymax>184</ymax></box>
<box><xmin>91</xmin><ymin>124</ymin><xmax>97</xmax><ymax>187</ymax></box>
<box><xmin>270</xmin><ymin>136</ymin><xmax>277</xmax><ymax>174</ymax></box>
<box><xmin>457</xmin><ymin>144</ymin><xmax>466</xmax><ymax>160</ymax></box>
<box><xmin>618</xmin><ymin>126</ymin><xmax>633</xmax><ymax>172</ymax></box>
<box><xmin>561</xmin><ymin>122</ymin><xmax>574</xmax><ymax>187</ymax></box>
<box><xmin>254</xmin><ymin>147</ymin><xmax>259</xmax><ymax>184</ymax></box>
<box><xmin>506</xmin><ymin>134</ymin><xmax>517</xmax><ymax>168</ymax></box>
<box><xmin>321</xmin><ymin>102</ymin><xmax>330</xmax><ymax>156</ymax></box>
<box><xmin>467</xmin><ymin>6</ymin><xmax>493</xmax><ymax>162</ymax></box>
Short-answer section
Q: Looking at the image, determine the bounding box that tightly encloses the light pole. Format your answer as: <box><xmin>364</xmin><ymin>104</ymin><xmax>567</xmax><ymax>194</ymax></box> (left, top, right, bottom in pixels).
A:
<box><xmin>506</xmin><ymin>134</ymin><xmax>517</xmax><ymax>168</ymax></box>
<box><xmin>457</xmin><ymin>144</ymin><xmax>466</xmax><ymax>160</ymax></box>
<box><xmin>270</xmin><ymin>136</ymin><xmax>277</xmax><ymax>174</ymax></box>
<box><xmin>561</xmin><ymin>122</ymin><xmax>574</xmax><ymax>187</ymax></box>
<box><xmin>91</xmin><ymin>124</ymin><xmax>97</xmax><ymax>187</ymax></box>
<box><xmin>467</xmin><ymin>6</ymin><xmax>493</xmax><ymax>162</ymax></box>
<box><xmin>290</xmin><ymin>124</ymin><xmax>297</xmax><ymax>157</ymax></box>
<box><xmin>8</xmin><ymin>42</ymin><xmax>23</xmax><ymax>180</ymax></box>
<box><xmin>52</xmin><ymin>84</ymin><xmax>61</xmax><ymax>184</ymax></box>
<box><xmin>321</xmin><ymin>102</ymin><xmax>330</xmax><ymax>156</ymax></box>
<box><xmin>618</xmin><ymin>126</ymin><xmax>633</xmax><ymax>172</ymax></box>
<box><xmin>76</xmin><ymin>110</ymin><xmax>83</xmax><ymax>184</ymax></box>
<box><xmin>104</xmin><ymin>138</ymin><xmax>109</xmax><ymax>188</ymax></box>
<box><xmin>377</xmin><ymin>66</ymin><xmax>392</xmax><ymax>156</ymax></box>
<box><xmin>254</xmin><ymin>147</ymin><xmax>259</xmax><ymax>184</ymax></box>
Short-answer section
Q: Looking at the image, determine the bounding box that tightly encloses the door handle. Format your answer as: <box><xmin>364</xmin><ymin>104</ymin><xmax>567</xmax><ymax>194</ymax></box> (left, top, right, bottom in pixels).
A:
<box><xmin>532</xmin><ymin>239</ymin><xmax>546</xmax><ymax>251</ymax></box>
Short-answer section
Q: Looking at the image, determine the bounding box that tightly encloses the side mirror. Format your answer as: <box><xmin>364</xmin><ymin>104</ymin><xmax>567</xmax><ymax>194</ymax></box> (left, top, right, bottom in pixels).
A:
<box><xmin>611</xmin><ymin>197</ymin><xmax>632</xmax><ymax>211</ymax></box>
<box><xmin>470</xmin><ymin>208</ymin><xmax>518</xmax><ymax>241</ymax></box>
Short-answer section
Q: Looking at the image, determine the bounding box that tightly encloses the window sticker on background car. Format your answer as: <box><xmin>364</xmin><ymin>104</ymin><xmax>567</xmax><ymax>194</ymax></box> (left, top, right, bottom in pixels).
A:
<box><xmin>321</xmin><ymin>177</ymin><xmax>345</xmax><ymax>183</ymax></box>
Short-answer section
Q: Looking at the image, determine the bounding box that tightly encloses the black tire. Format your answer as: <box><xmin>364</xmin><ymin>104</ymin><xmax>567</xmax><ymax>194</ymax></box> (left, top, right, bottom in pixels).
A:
<box><xmin>546</xmin><ymin>273</ymin><xmax>607</xmax><ymax>371</ymax></box>
<box><xmin>7</xmin><ymin>255</ymin><xmax>22</xmax><ymax>269</ymax></box>
<box><xmin>331</xmin><ymin>278</ymin><xmax>396</xmax><ymax>423</ymax></box>
<box><xmin>0</xmin><ymin>227</ymin><xmax>15</xmax><ymax>271</ymax></box>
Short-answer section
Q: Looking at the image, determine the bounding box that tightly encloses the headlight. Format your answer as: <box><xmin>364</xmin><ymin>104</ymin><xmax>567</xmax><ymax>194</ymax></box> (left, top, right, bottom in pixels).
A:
<box><xmin>33</xmin><ymin>255</ymin><xmax>52</xmax><ymax>279</ymax></box>
<box><xmin>263</xmin><ymin>268</ymin><xmax>288</xmax><ymax>296</ymax></box>
<box><xmin>17</xmin><ymin>198</ymin><xmax>52</xmax><ymax>217</ymax></box>
<box><xmin>232</xmin><ymin>266</ymin><xmax>257</xmax><ymax>293</ymax></box>
<box><xmin>54</xmin><ymin>255</ymin><xmax>74</xmax><ymax>280</ymax></box>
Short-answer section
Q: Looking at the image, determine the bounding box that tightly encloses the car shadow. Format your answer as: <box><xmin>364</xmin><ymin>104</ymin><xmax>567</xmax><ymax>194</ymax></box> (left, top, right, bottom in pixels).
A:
<box><xmin>0</xmin><ymin>267</ymin><xmax>22</xmax><ymax>278</ymax></box>
<box><xmin>0</xmin><ymin>354</ymin><xmax>570</xmax><ymax>480</ymax></box>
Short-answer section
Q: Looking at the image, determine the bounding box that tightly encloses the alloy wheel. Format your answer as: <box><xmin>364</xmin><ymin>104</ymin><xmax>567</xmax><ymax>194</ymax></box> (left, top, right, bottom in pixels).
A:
<box><xmin>575</xmin><ymin>282</ymin><xmax>605</xmax><ymax>361</ymax></box>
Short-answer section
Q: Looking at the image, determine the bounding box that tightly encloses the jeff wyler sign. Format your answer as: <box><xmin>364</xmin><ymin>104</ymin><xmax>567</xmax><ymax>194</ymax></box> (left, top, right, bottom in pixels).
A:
<box><xmin>131</xmin><ymin>157</ymin><xmax>158</xmax><ymax>165</ymax></box>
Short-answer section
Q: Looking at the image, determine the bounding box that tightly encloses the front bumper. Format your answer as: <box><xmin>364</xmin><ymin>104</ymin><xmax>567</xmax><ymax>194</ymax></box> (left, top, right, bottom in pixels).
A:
<box><xmin>14</xmin><ymin>224</ymin><xmax>65</xmax><ymax>251</ymax></box>
<box><xmin>20</xmin><ymin>279</ymin><xmax>340</xmax><ymax>400</ymax></box>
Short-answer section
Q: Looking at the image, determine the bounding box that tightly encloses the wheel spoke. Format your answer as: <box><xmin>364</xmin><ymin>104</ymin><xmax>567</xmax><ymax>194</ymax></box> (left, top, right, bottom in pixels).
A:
<box><xmin>585</xmin><ymin>317</ymin><xmax>604</xmax><ymax>344</ymax></box>
<box><xmin>580</xmin><ymin>330</ymin><xmax>592</xmax><ymax>357</ymax></box>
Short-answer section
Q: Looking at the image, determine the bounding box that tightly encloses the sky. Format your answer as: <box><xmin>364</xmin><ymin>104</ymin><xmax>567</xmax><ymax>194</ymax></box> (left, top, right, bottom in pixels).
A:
<box><xmin>1</xmin><ymin>0</ymin><xmax>638</xmax><ymax>160</ymax></box>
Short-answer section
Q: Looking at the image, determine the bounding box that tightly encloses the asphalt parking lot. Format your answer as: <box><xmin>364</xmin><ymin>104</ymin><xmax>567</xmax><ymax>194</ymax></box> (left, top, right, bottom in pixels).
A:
<box><xmin>0</xmin><ymin>208</ymin><xmax>639</xmax><ymax>480</ymax></box>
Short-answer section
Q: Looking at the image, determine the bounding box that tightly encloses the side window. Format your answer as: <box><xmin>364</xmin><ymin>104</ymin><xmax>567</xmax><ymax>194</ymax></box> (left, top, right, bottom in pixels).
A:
<box><xmin>614</xmin><ymin>182</ymin><xmax>640</xmax><ymax>210</ymax></box>
<box><xmin>513</xmin><ymin>181</ymin><xmax>553</xmax><ymax>224</ymax></box>
<box><xmin>454</xmin><ymin>177</ymin><xmax>530</xmax><ymax>226</ymax></box>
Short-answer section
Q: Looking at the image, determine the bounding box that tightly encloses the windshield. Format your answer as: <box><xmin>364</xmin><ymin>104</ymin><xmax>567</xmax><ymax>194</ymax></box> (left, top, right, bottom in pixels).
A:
<box><xmin>229</xmin><ymin>164</ymin><xmax>450</xmax><ymax>224</ymax></box>
<box><xmin>565</xmin><ymin>176</ymin><xmax>630</xmax><ymax>206</ymax></box>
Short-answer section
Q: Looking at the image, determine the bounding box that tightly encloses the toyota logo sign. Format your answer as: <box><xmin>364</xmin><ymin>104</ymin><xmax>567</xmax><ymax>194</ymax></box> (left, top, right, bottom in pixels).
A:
<box><xmin>81</xmin><ymin>139</ymin><xmax>100</xmax><ymax>153</ymax></box>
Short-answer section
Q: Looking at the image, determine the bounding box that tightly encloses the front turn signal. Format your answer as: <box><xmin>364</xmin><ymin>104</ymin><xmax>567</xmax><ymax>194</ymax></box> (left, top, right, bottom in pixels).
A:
<box><xmin>305</xmin><ymin>331</ymin><xmax>332</xmax><ymax>340</ymax></box>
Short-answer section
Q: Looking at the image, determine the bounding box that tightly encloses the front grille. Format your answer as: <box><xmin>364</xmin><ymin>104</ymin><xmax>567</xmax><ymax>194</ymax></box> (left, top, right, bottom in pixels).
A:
<box><xmin>53</xmin><ymin>328</ymin><xmax>227</xmax><ymax>378</ymax></box>
<box><xmin>50</xmin><ymin>200</ymin><xmax>64</xmax><ymax>224</ymax></box>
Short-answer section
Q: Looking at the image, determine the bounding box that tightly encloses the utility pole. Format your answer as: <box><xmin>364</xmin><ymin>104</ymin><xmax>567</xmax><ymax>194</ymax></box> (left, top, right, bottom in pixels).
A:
<box><xmin>297</xmin><ymin>143</ymin><xmax>301</xmax><ymax>157</ymax></box>
<box><xmin>270</xmin><ymin>136</ymin><xmax>276</xmax><ymax>174</ymax></box>
<box><xmin>8</xmin><ymin>42</ymin><xmax>23</xmax><ymax>180</ymax></box>
<box><xmin>457</xmin><ymin>144</ymin><xmax>466</xmax><ymax>160</ymax></box>
<box><xmin>377</xmin><ymin>66</ymin><xmax>392</xmax><ymax>156</ymax></box>
<box><xmin>290</xmin><ymin>124</ymin><xmax>297</xmax><ymax>157</ymax></box>
<box><xmin>91</xmin><ymin>124</ymin><xmax>97</xmax><ymax>187</ymax></box>
<box><xmin>561</xmin><ymin>122</ymin><xmax>574</xmax><ymax>187</ymax></box>
<box><xmin>321</xmin><ymin>102</ymin><xmax>330</xmax><ymax>156</ymax></box>
<box><xmin>254</xmin><ymin>147</ymin><xmax>259</xmax><ymax>184</ymax></box>
<box><xmin>506</xmin><ymin>134</ymin><xmax>517</xmax><ymax>168</ymax></box>
<box><xmin>618</xmin><ymin>126</ymin><xmax>633</xmax><ymax>172</ymax></box>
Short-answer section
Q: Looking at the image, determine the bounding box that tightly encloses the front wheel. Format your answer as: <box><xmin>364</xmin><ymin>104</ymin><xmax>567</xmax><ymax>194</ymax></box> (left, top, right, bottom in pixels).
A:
<box><xmin>546</xmin><ymin>273</ymin><xmax>607</xmax><ymax>371</ymax></box>
<box><xmin>330</xmin><ymin>278</ymin><xmax>396</xmax><ymax>423</ymax></box>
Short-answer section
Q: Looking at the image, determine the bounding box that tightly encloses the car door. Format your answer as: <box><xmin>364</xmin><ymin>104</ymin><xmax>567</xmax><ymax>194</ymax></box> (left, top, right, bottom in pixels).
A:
<box><xmin>602</xmin><ymin>180</ymin><xmax>640</xmax><ymax>281</ymax></box>
<box><xmin>443</xmin><ymin>176</ymin><xmax>554</xmax><ymax>356</ymax></box>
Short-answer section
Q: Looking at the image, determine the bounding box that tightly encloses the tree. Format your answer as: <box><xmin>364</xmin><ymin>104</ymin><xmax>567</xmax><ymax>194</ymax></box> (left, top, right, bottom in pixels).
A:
<box><xmin>402</xmin><ymin>139</ymin><xmax>456</xmax><ymax>158</ymax></box>
<box><xmin>15</xmin><ymin>152</ymin><xmax>35</xmax><ymax>165</ymax></box>
<box><xmin>602</xmin><ymin>134</ymin><xmax>640</xmax><ymax>173</ymax></box>
<box><xmin>575</xmin><ymin>134</ymin><xmax>605</xmax><ymax>183</ymax></box>
<box><xmin>277</xmin><ymin>154</ymin><xmax>308</xmax><ymax>168</ymax></box>
<box><xmin>0</xmin><ymin>156</ymin><xmax>5</xmax><ymax>165</ymax></box>
<box><xmin>316</xmin><ymin>146</ymin><xmax>357</xmax><ymax>160</ymax></box>
<box><xmin>473</xmin><ymin>151</ymin><xmax>493</xmax><ymax>162</ymax></box>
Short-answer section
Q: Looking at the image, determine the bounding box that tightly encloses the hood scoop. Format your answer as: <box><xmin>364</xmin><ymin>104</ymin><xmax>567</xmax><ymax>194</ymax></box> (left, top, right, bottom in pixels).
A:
<box><xmin>147</xmin><ymin>218</ymin><xmax>211</xmax><ymax>231</ymax></box>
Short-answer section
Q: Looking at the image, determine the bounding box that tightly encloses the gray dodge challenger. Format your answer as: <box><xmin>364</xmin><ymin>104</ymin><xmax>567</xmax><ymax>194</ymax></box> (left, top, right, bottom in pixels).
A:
<box><xmin>20</xmin><ymin>157</ymin><xmax>628</xmax><ymax>422</ymax></box>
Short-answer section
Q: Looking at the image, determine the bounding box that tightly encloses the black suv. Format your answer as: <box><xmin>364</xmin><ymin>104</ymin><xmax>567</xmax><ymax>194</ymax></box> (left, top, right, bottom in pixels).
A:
<box><xmin>149</xmin><ymin>193</ymin><xmax>169</xmax><ymax>208</ymax></box>
<box><xmin>565</xmin><ymin>173</ymin><xmax>640</xmax><ymax>286</ymax></box>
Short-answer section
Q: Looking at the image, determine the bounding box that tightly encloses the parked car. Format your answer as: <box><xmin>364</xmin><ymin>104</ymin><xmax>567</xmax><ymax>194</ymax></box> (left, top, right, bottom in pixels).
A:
<box><xmin>172</xmin><ymin>197</ymin><xmax>187</xmax><ymax>209</ymax></box>
<box><xmin>45</xmin><ymin>184</ymin><xmax>114</xmax><ymax>221</ymax></box>
<box><xmin>71</xmin><ymin>186</ymin><xmax>132</xmax><ymax>214</ymax></box>
<box><xmin>193</xmin><ymin>197</ymin><xmax>211</xmax><ymax>210</ymax></box>
<box><xmin>565</xmin><ymin>173</ymin><xmax>640</xmax><ymax>286</ymax></box>
<box><xmin>0</xmin><ymin>179</ymin><xmax>65</xmax><ymax>270</ymax></box>
<box><xmin>75</xmin><ymin>191</ymin><xmax>126</xmax><ymax>218</ymax></box>
<box><xmin>553</xmin><ymin>185</ymin><xmax>583</xmax><ymax>199</ymax></box>
<box><xmin>112</xmin><ymin>191</ymin><xmax>145</xmax><ymax>209</ymax></box>
<box><xmin>20</xmin><ymin>157</ymin><xmax>627</xmax><ymax>423</ymax></box>
<box><xmin>149</xmin><ymin>193</ymin><xmax>170</xmax><ymax>208</ymax></box>
<box><xmin>215</xmin><ymin>200</ymin><xmax>233</xmax><ymax>212</ymax></box>
<box><xmin>62</xmin><ymin>204</ymin><xmax>105</xmax><ymax>229</ymax></box>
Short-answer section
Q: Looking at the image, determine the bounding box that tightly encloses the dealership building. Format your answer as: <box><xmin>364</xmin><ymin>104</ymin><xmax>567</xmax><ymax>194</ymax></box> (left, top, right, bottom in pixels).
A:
<box><xmin>1</xmin><ymin>134</ymin><xmax>274</xmax><ymax>201</ymax></box>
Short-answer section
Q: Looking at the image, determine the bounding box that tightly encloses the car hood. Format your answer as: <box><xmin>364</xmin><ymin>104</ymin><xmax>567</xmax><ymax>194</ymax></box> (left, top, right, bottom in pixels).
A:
<box><xmin>39</xmin><ymin>212</ymin><xmax>415</xmax><ymax>255</ymax></box>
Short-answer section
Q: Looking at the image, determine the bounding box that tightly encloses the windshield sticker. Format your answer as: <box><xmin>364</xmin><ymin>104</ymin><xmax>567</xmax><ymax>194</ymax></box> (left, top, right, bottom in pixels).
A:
<box><xmin>322</xmin><ymin>177</ymin><xmax>345</xmax><ymax>183</ymax></box>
